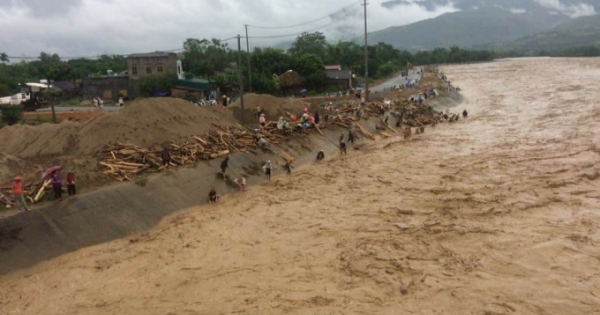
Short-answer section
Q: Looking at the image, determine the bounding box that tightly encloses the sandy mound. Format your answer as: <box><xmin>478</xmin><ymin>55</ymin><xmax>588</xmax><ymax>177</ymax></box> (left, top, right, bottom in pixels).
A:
<box><xmin>0</xmin><ymin>98</ymin><xmax>239</xmax><ymax>159</ymax></box>
<box><xmin>0</xmin><ymin>153</ymin><xmax>31</xmax><ymax>183</ymax></box>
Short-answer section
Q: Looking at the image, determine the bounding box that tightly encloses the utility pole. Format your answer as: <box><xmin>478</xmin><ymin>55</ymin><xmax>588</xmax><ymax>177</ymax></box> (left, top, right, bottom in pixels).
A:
<box><xmin>363</xmin><ymin>0</ymin><xmax>369</xmax><ymax>102</ymax></box>
<box><xmin>245</xmin><ymin>25</ymin><xmax>252</xmax><ymax>92</ymax></box>
<box><xmin>237</xmin><ymin>35</ymin><xmax>245</xmax><ymax>125</ymax></box>
<box><xmin>48</xmin><ymin>79</ymin><xmax>57</xmax><ymax>123</ymax></box>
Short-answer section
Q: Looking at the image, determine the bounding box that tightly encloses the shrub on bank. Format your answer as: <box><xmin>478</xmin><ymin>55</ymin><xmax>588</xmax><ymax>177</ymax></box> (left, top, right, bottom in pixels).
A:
<box><xmin>0</xmin><ymin>105</ymin><xmax>24</xmax><ymax>126</ymax></box>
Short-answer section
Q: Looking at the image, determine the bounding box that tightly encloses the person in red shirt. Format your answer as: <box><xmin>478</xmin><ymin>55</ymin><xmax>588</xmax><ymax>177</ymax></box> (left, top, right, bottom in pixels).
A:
<box><xmin>12</xmin><ymin>175</ymin><xmax>30</xmax><ymax>211</ymax></box>
<box><xmin>66</xmin><ymin>170</ymin><xmax>76</xmax><ymax>196</ymax></box>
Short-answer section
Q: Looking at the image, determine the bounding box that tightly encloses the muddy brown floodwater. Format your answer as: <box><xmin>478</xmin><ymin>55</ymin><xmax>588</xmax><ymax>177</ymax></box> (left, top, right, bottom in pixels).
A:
<box><xmin>1</xmin><ymin>58</ymin><xmax>600</xmax><ymax>314</ymax></box>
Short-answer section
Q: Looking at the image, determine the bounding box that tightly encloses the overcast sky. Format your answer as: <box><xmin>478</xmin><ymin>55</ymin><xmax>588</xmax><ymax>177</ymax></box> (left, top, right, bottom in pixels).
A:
<box><xmin>0</xmin><ymin>0</ymin><xmax>457</xmax><ymax>59</ymax></box>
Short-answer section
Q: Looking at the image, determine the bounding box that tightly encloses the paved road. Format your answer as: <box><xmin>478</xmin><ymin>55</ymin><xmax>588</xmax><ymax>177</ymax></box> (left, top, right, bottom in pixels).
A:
<box><xmin>371</xmin><ymin>70</ymin><xmax>422</xmax><ymax>92</ymax></box>
<box><xmin>36</xmin><ymin>106</ymin><xmax>123</xmax><ymax>113</ymax></box>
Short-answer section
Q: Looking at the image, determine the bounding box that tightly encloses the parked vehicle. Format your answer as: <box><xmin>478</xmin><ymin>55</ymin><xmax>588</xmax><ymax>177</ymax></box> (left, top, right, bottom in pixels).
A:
<box><xmin>0</xmin><ymin>82</ymin><xmax>50</xmax><ymax>110</ymax></box>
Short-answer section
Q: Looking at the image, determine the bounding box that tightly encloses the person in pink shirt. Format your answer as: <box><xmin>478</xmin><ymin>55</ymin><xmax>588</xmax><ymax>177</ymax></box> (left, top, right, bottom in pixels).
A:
<box><xmin>259</xmin><ymin>113</ymin><xmax>266</xmax><ymax>128</ymax></box>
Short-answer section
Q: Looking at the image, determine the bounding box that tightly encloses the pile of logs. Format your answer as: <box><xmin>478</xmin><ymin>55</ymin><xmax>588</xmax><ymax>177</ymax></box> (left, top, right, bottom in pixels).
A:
<box><xmin>0</xmin><ymin>179</ymin><xmax>52</xmax><ymax>209</ymax></box>
<box><xmin>98</xmin><ymin>125</ymin><xmax>283</xmax><ymax>181</ymax></box>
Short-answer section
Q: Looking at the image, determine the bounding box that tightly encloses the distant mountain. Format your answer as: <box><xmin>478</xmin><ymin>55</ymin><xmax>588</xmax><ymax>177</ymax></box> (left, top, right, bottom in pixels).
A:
<box><xmin>553</xmin><ymin>14</ymin><xmax>600</xmax><ymax>31</ymax></box>
<box><xmin>486</xmin><ymin>14</ymin><xmax>600</xmax><ymax>53</ymax></box>
<box><xmin>381</xmin><ymin>0</ymin><xmax>600</xmax><ymax>14</ymax></box>
<box><xmin>366</xmin><ymin>0</ymin><xmax>599</xmax><ymax>50</ymax></box>
<box><xmin>367</xmin><ymin>7</ymin><xmax>568</xmax><ymax>50</ymax></box>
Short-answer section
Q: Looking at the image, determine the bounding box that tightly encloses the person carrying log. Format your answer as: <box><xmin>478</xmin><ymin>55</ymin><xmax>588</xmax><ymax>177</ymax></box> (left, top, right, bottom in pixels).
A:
<box><xmin>11</xmin><ymin>175</ymin><xmax>30</xmax><ymax>211</ymax></box>
<box><xmin>162</xmin><ymin>147</ymin><xmax>171</xmax><ymax>168</ymax></box>
<box><xmin>316</xmin><ymin>150</ymin><xmax>325</xmax><ymax>161</ymax></box>
<box><xmin>67</xmin><ymin>170</ymin><xmax>76</xmax><ymax>196</ymax></box>
<box><xmin>51</xmin><ymin>170</ymin><xmax>63</xmax><ymax>201</ymax></box>
<box><xmin>220</xmin><ymin>157</ymin><xmax>229</xmax><ymax>178</ymax></box>
<box><xmin>208</xmin><ymin>188</ymin><xmax>219</xmax><ymax>203</ymax></box>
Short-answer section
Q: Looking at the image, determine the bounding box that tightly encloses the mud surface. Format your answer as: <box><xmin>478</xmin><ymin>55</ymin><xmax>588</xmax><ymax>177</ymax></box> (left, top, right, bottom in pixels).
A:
<box><xmin>1</xmin><ymin>58</ymin><xmax>599</xmax><ymax>314</ymax></box>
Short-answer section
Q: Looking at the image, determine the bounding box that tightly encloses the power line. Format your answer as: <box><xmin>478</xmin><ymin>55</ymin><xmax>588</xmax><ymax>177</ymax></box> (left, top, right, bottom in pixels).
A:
<box><xmin>247</xmin><ymin>1</ymin><xmax>361</xmax><ymax>29</ymax></box>
<box><xmin>247</xmin><ymin>6</ymin><xmax>360</xmax><ymax>39</ymax></box>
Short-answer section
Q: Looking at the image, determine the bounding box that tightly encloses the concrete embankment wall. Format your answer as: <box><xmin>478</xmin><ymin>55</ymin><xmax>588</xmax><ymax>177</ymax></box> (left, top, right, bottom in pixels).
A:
<box><xmin>0</xmin><ymin>93</ymin><xmax>463</xmax><ymax>276</ymax></box>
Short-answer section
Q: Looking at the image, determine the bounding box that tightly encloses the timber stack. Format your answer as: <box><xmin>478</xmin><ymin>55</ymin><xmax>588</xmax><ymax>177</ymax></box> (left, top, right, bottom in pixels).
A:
<box><xmin>0</xmin><ymin>179</ymin><xmax>52</xmax><ymax>209</ymax></box>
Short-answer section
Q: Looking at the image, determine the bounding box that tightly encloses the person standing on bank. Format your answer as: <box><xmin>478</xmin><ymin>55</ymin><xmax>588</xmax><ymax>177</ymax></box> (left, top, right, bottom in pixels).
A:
<box><xmin>51</xmin><ymin>170</ymin><xmax>63</xmax><ymax>201</ymax></box>
<box><xmin>264</xmin><ymin>160</ymin><xmax>272</xmax><ymax>180</ymax></box>
<box><xmin>11</xmin><ymin>175</ymin><xmax>30</xmax><ymax>211</ymax></box>
<box><xmin>221</xmin><ymin>94</ymin><xmax>228</xmax><ymax>109</ymax></box>
<box><xmin>162</xmin><ymin>147</ymin><xmax>171</xmax><ymax>168</ymax></box>
<box><xmin>259</xmin><ymin>113</ymin><xmax>266</xmax><ymax>128</ymax></box>
<box><xmin>220</xmin><ymin>157</ymin><xmax>229</xmax><ymax>179</ymax></box>
<box><xmin>348</xmin><ymin>129</ymin><xmax>355</xmax><ymax>145</ymax></box>
<box><xmin>66</xmin><ymin>170</ymin><xmax>76</xmax><ymax>196</ymax></box>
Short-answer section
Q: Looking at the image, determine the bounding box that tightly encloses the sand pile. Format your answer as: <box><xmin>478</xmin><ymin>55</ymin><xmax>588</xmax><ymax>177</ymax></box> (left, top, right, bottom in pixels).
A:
<box><xmin>230</xmin><ymin>93</ymin><xmax>312</xmax><ymax>121</ymax></box>
<box><xmin>0</xmin><ymin>98</ymin><xmax>239</xmax><ymax>159</ymax></box>
<box><xmin>0</xmin><ymin>153</ymin><xmax>31</xmax><ymax>182</ymax></box>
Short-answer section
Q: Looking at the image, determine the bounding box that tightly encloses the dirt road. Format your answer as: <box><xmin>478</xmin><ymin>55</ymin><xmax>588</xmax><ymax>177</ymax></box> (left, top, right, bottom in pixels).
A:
<box><xmin>1</xmin><ymin>58</ymin><xmax>599</xmax><ymax>314</ymax></box>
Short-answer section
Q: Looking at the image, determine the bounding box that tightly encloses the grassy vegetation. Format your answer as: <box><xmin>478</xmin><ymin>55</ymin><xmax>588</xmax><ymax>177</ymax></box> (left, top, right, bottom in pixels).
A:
<box><xmin>54</xmin><ymin>97</ymin><xmax>83</xmax><ymax>107</ymax></box>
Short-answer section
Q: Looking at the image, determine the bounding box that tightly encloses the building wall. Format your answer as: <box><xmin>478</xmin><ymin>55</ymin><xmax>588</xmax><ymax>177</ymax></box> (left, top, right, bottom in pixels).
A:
<box><xmin>82</xmin><ymin>76</ymin><xmax>139</xmax><ymax>100</ymax></box>
<box><xmin>127</xmin><ymin>53</ymin><xmax>179</xmax><ymax>80</ymax></box>
<box><xmin>326</xmin><ymin>78</ymin><xmax>352</xmax><ymax>91</ymax></box>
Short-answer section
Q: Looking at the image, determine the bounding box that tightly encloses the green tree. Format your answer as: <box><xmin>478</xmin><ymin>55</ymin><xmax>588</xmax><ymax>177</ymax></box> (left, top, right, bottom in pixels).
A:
<box><xmin>296</xmin><ymin>54</ymin><xmax>327</xmax><ymax>89</ymax></box>
<box><xmin>183</xmin><ymin>38</ymin><xmax>232</xmax><ymax>80</ymax></box>
<box><xmin>139</xmin><ymin>74</ymin><xmax>177</xmax><ymax>96</ymax></box>
<box><xmin>377</xmin><ymin>63</ymin><xmax>397</xmax><ymax>78</ymax></box>
<box><xmin>0</xmin><ymin>53</ymin><xmax>8</xmax><ymax>64</ymax></box>
<box><xmin>289</xmin><ymin>32</ymin><xmax>327</xmax><ymax>60</ymax></box>
<box><xmin>251</xmin><ymin>47</ymin><xmax>296</xmax><ymax>76</ymax></box>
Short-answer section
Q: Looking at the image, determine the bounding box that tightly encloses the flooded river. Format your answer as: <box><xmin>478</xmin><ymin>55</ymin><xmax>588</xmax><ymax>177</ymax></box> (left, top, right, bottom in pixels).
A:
<box><xmin>1</xmin><ymin>58</ymin><xmax>599</xmax><ymax>314</ymax></box>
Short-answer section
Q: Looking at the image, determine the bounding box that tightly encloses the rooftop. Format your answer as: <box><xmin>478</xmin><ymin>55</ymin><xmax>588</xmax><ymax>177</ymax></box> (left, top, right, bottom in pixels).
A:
<box><xmin>128</xmin><ymin>52</ymin><xmax>177</xmax><ymax>58</ymax></box>
<box><xmin>325</xmin><ymin>65</ymin><xmax>342</xmax><ymax>70</ymax></box>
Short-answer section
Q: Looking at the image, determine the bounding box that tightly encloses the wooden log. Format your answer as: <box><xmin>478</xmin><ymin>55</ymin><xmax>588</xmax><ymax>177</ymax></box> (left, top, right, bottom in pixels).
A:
<box><xmin>114</xmin><ymin>161</ymin><xmax>146</xmax><ymax>167</ymax></box>
<box><xmin>34</xmin><ymin>179</ymin><xmax>51</xmax><ymax>203</ymax></box>
<box><xmin>356</xmin><ymin>124</ymin><xmax>375</xmax><ymax>140</ymax></box>
<box><xmin>314</xmin><ymin>124</ymin><xmax>324</xmax><ymax>136</ymax></box>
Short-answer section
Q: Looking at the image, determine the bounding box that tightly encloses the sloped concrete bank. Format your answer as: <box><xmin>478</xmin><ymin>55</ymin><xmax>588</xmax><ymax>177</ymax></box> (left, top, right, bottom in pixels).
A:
<box><xmin>0</xmin><ymin>93</ymin><xmax>462</xmax><ymax>275</ymax></box>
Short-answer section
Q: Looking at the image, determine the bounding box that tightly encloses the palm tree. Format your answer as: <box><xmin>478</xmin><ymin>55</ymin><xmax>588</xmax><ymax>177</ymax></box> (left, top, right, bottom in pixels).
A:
<box><xmin>0</xmin><ymin>52</ymin><xmax>9</xmax><ymax>64</ymax></box>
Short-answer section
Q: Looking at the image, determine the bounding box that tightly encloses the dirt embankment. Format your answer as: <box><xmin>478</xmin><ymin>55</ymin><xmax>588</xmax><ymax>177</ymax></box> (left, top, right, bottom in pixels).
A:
<box><xmin>0</xmin><ymin>98</ymin><xmax>241</xmax><ymax>187</ymax></box>
<box><xmin>0</xmin><ymin>98</ymin><xmax>239</xmax><ymax>160</ymax></box>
